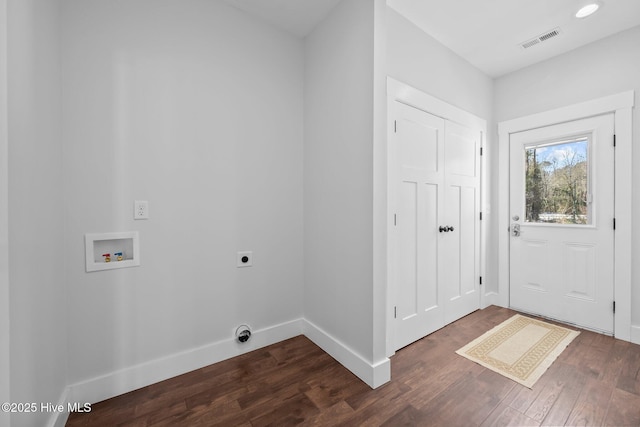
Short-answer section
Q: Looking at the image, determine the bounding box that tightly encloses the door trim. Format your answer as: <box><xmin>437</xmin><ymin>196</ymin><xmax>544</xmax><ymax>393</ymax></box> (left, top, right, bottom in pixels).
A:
<box><xmin>386</xmin><ymin>77</ymin><xmax>488</xmax><ymax>357</ymax></box>
<box><xmin>497</xmin><ymin>91</ymin><xmax>634</xmax><ymax>341</ymax></box>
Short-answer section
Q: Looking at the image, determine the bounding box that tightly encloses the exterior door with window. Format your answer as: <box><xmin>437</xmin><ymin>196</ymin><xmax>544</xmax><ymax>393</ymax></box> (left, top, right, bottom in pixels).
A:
<box><xmin>509</xmin><ymin>114</ymin><xmax>615</xmax><ymax>333</ymax></box>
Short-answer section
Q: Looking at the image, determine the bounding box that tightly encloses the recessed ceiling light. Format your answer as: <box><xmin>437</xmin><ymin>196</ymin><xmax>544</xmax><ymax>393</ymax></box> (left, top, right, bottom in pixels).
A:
<box><xmin>576</xmin><ymin>2</ymin><xmax>601</xmax><ymax>18</ymax></box>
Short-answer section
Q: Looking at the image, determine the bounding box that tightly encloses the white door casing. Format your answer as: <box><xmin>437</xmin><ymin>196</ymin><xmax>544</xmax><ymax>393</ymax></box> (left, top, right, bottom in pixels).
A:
<box><xmin>509</xmin><ymin>114</ymin><xmax>615</xmax><ymax>333</ymax></box>
<box><xmin>388</xmin><ymin>78</ymin><xmax>485</xmax><ymax>352</ymax></box>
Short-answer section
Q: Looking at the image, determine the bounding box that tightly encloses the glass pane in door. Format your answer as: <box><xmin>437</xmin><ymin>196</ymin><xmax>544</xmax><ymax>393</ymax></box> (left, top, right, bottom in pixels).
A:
<box><xmin>524</xmin><ymin>137</ymin><xmax>590</xmax><ymax>224</ymax></box>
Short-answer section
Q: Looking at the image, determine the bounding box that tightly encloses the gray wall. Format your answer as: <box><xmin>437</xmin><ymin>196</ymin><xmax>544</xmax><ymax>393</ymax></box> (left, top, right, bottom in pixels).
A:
<box><xmin>0</xmin><ymin>0</ymin><xmax>10</xmax><ymax>425</ymax></box>
<box><xmin>7</xmin><ymin>0</ymin><xmax>67</xmax><ymax>426</ymax></box>
<box><xmin>304</xmin><ymin>0</ymin><xmax>376</xmax><ymax>365</ymax></box>
<box><xmin>61</xmin><ymin>0</ymin><xmax>305</xmax><ymax>388</ymax></box>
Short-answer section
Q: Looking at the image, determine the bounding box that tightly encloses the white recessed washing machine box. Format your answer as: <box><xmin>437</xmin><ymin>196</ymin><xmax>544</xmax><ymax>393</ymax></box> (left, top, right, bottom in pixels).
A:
<box><xmin>85</xmin><ymin>231</ymin><xmax>140</xmax><ymax>272</ymax></box>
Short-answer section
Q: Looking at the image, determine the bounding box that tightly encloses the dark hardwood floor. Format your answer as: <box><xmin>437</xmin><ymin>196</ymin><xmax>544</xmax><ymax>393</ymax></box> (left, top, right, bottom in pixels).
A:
<box><xmin>66</xmin><ymin>306</ymin><xmax>640</xmax><ymax>426</ymax></box>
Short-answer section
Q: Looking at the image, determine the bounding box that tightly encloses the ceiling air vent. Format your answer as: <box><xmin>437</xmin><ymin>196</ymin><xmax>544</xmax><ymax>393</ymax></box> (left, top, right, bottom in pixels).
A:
<box><xmin>520</xmin><ymin>27</ymin><xmax>562</xmax><ymax>49</ymax></box>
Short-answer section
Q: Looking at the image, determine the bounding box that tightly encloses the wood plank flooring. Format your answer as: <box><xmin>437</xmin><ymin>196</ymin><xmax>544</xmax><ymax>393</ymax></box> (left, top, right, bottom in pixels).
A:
<box><xmin>66</xmin><ymin>306</ymin><xmax>640</xmax><ymax>426</ymax></box>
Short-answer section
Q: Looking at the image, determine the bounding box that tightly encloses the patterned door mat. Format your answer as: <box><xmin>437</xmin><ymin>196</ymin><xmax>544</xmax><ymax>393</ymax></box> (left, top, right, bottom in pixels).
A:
<box><xmin>456</xmin><ymin>314</ymin><xmax>580</xmax><ymax>388</ymax></box>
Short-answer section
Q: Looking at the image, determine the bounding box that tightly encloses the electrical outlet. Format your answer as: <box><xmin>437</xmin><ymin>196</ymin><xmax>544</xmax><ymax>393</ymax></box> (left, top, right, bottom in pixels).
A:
<box><xmin>134</xmin><ymin>200</ymin><xmax>149</xmax><ymax>220</ymax></box>
<box><xmin>237</xmin><ymin>251</ymin><xmax>253</xmax><ymax>268</ymax></box>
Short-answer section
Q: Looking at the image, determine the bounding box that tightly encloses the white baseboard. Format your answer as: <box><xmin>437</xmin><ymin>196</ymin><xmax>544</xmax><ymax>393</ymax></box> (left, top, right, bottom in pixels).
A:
<box><xmin>630</xmin><ymin>325</ymin><xmax>640</xmax><ymax>345</ymax></box>
<box><xmin>66</xmin><ymin>318</ymin><xmax>304</xmax><ymax>406</ymax></box>
<box><xmin>482</xmin><ymin>291</ymin><xmax>501</xmax><ymax>308</ymax></box>
<box><xmin>46</xmin><ymin>386</ymin><xmax>69</xmax><ymax>427</ymax></box>
<box><xmin>302</xmin><ymin>319</ymin><xmax>390</xmax><ymax>389</ymax></box>
<box><xmin>52</xmin><ymin>315</ymin><xmax>390</xmax><ymax>425</ymax></box>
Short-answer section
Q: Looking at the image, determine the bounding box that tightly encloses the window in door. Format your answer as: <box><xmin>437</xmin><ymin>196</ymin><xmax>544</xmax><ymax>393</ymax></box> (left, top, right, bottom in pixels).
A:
<box><xmin>523</xmin><ymin>136</ymin><xmax>591</xmax><ymax>225</ymax></box>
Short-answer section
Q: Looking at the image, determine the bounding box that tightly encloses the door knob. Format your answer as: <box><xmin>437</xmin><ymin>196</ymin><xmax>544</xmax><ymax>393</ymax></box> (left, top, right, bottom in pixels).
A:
<box><xmin>511</xmin><ymin>223</ymin><xmax>521</xmax><ymax>237</ymax></box>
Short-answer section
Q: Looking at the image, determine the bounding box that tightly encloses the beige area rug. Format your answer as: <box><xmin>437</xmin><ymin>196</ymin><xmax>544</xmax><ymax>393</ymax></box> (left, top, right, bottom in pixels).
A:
<box><xmin>456</xmin><ymin>314</ymin><xmax>580</xmax><ymax>388</ymax></box>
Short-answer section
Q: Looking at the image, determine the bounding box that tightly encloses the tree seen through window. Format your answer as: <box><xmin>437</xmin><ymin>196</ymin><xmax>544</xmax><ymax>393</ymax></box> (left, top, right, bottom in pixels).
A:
<box><xmin>525</xmin><ymin>138</ymin><xmax>589</xmax><ymax>224</ymax></box>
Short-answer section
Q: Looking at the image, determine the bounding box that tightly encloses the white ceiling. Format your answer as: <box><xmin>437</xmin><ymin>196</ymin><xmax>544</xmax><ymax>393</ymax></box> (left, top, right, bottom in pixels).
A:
<box><xmin>222</xmin><ymin>0</ymin><xmax>343</xmax><ymax>38</ymax></box>
<box><xmin>223</xmin><ymin>0</ymin><xmax>640</xmax><ymax>78</ymax></box>
<box><xmin>387</xmin><ymin>0</ymin><xmax>640</xmax><ymax>77</ymax></box>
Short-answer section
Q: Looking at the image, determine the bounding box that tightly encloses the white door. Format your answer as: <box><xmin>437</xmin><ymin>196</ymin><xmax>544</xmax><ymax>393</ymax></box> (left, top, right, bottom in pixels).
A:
<box><xmin>392</xmin><ymin>102</ymin><xmax>445</xmax><ymax>349</ymax></box>
<box><xmin>392</xmin><ymin>101</ymin><xmax>481</xmax><ymax>350</ymax></box>
<box><xmin>442</xmin><ymin>121</ymin><xmax>481</xmax><ymax>325</ymax></box>
<box><xmin>509</xmin><ymin>114</ymin><xmax>615</xmax><ymax>333</ymax></box>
